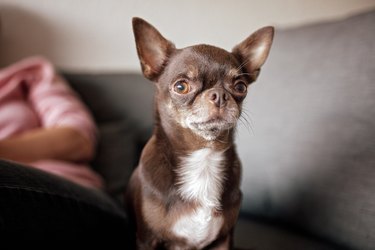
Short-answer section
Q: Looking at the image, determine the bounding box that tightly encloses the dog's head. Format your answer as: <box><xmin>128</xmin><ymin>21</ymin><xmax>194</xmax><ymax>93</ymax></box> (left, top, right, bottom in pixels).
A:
<box><xmin>133</xmin><ymin>18</ymin><xmax>274</xmax><ymax>141</ymax></box>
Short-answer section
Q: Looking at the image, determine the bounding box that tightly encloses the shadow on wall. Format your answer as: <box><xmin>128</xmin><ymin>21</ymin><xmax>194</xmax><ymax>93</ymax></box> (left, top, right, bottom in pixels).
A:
<box><xmin>0</xmin><ymin>5</ymin><xmax>58</xmax><ymax>67</ymax></box>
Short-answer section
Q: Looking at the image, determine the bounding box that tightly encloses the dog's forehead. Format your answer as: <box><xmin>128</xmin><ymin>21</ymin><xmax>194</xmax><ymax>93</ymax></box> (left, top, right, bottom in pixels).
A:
<box><xmin>167</xmin><ymin>45</ymin><xmax>240</xmax><ymax>78</ymax></box>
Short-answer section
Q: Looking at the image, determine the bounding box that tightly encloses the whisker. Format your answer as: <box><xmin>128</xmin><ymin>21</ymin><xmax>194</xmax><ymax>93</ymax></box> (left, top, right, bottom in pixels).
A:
<box><xmin>239</xmin><ymin>108</ymin><xmax>255</xmax><ymax>136</ymax></box>
<box><xmin>239</xmin><ymin>117</ymin><xmax>251</xmax><ymax>134</ymax></box>
<box><xmin>242</xmin><ymin>109</ymin><xmax>254</xmax><ymax>127</ymax></box>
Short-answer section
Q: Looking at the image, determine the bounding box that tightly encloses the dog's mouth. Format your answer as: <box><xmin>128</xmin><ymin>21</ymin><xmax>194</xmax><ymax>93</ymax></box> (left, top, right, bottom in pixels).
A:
<box><xmin>188</xmin><ymin>118</ymin><xmax>236</xmax><ymax>140</ymax></box>
<box><xmin>192</xmin><ymin>118</ymin><xmax>232</xmax><ymax>130</ymax></box>
<box><xmin>182</xmin><ymin>103</ymin><xmax>240</xmax><ymax>141</ymax></box>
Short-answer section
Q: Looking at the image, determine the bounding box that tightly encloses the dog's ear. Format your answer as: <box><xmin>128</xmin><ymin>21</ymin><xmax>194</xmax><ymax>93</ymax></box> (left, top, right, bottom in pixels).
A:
<box><xmin>132</xmin><ymin>17</ymin><xmax>175</xmax><ymax>80</ymax></box>
<box><xmin>232</xmin><ymin>26</ymin><xmax>274</xmax><ymax>82</ymax></box>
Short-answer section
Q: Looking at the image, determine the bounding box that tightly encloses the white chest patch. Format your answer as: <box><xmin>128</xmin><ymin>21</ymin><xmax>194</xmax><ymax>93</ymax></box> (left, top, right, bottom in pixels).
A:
<box><xmin>172</xmin><ymin>148</ymin><xmax>226</xmax><ymax>248</ymax></box>
<box><xmin>172</xmin><ymin>206</ymin><xmax>224</xmax><ymax>248</ymax></box>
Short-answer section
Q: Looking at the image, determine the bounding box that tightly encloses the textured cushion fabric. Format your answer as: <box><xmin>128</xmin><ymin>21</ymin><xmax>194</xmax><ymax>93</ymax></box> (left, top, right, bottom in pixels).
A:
<box><xmin>234</xmin><ymin>217</ymin><xmax>340</xmax><ymax>250</ymax></box>
<box><xmin>92</xmin><ymin>121</ymin><xmax>138</xmax><ymax>202</ymax></box>
<box><xmin>0</xmin><ymin>160</ymin><xmax>129</xmax><ymax>243</ymax></box>
<box><xmin>64</xmin><ymin>73</ymin><xmax>155</xmax><ymax>130</ymax></box>
<box><xmin>237</xmin><ymin>10</ymin><xmax>375</xmax><ymax>250</ymax></box>
<box><xmin>65</xmin><ymin>73</ymin><xmax>155</xmax><ymax>202</ymax></box>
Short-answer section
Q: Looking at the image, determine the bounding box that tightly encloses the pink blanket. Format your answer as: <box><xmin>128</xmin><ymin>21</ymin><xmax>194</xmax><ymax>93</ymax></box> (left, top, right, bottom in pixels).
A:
<box><xmin>0</xmin><ymin>56</ymin><xmax>103</xmax><ymax>189</ymax></box>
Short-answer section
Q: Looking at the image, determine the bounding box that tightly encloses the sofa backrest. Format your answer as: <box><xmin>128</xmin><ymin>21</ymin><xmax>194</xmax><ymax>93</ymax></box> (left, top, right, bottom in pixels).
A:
<box><xmin>64</xmin><ymin>73</ymin><xmax>155</xmax><ymax>201</ymax></box>
<box><xmin>237</xmin><ymin>10</ymin><xmax>375</xmax><ymax>250</ymax></box>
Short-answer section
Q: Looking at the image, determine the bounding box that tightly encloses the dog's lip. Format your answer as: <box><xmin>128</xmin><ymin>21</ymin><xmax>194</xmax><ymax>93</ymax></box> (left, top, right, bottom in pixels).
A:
<box><xmin>190</xmin><ymin>118</ymin><xmax>232</xmax><ymax>131</ymax></box>
<box><xmin>192</xmin><ymin>118</ymin><xmax>226</xmax><ymax>126</ymax></box>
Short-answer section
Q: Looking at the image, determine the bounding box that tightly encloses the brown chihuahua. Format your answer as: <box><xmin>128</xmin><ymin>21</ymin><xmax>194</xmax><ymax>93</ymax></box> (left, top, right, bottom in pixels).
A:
<box><xmin>126</xmin><ymin>17</ymin><xmax>274</xmax><ymax>250</ymax></box>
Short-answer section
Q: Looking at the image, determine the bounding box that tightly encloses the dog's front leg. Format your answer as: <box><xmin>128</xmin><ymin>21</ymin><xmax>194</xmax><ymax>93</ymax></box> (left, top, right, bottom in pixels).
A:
<box><xmin>135</xmin><ymin>224</ymin><xmax>161</xmax><ymax>250</ymax></box>
<box><xmin>209</xmin><ymin>233</ymin><xmax>233</xmax><ymax>250</ymax></box>
<box><xmin>136</xmin><ymin>236</ymin><xmax>159</xmax><ymax>250</ymax></box>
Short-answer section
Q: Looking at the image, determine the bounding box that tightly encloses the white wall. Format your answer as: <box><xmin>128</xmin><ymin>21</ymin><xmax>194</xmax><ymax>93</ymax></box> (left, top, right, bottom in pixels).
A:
<box><xmin>1</xmin><ymin>0</ymin><xmax>374</xmax><ymax>72</ymax></box>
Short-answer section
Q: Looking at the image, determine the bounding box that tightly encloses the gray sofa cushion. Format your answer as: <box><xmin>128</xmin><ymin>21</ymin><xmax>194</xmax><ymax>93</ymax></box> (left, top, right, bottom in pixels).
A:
<box><xmin>237</xmin><ymin>10</ymin><xmax>375</xmax><ymax>250</ymax></box>
<box><xmin>64</xmin><ymin>74</ymin><xmax>155</xmax><ymax>202</ymax></box>
<box><xmin>64</xmin><ymin>73</ymin><xmax>155</xmax><ymax>130</ymax></box>
<box><xmin>235</xmin><ymin>218</ymin><xmax>338</xmax><ymax>250</ymax></box>
<box><xmin>92</xmin><ymin>121</ymin><xmax>137</xmax><ymax>202</ymax></box>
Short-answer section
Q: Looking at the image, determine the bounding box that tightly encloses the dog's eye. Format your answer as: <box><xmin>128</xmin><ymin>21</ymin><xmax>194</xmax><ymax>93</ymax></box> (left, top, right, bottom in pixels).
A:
<box><xmin>174</xmin><ymin>81</ymin><xmax>190</xmax><ymax>94</ymax></box>
<box><xmin>234</xmin><ymin>81</ymin><xmax>247</xmax><ymax>93</ymax></box>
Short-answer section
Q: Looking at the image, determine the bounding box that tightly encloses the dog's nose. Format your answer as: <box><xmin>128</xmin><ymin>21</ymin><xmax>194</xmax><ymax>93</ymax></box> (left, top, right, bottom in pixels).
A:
<box><xmin>209</xmin><ymin>89</ymin><xmax>229</xmax><ymax>108</ymax></box>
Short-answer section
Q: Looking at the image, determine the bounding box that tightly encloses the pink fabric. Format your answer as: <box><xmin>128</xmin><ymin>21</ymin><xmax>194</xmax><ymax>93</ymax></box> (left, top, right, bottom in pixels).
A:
<box><xmin>0</xmin><ymin>56</ymin><xmax>103</xmax><ymax>189</ymax></box>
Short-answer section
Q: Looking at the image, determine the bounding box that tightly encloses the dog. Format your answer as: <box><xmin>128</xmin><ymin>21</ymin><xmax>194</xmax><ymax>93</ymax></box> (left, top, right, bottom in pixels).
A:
<box><xmin>126</xmin><ymin>17</ymin><xmax>274</xmax><ymax>250</ymax></box>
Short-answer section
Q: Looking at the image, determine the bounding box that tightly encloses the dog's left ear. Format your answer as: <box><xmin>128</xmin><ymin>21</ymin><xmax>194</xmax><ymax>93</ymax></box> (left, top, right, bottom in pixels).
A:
<box><xmin>132</xmin><ymin>17</ymin><xmax>176</xmax><ymax>80</ymax></box>
<box><xmin>232</xmin><ymin>26</ymin><xmax>274</xmax><ymax>82</ymax></box>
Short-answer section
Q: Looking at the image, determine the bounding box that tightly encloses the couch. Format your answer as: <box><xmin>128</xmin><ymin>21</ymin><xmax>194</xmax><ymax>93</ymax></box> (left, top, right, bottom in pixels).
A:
<box><xmin>69</xmin><ymin>9</ymin><xmax>375</xmax><ymax>249</ymax></box>
<box><xmin>1</xmin><ymin>9</ymin><xmax>374</xmax><ymax>249</ymax></box>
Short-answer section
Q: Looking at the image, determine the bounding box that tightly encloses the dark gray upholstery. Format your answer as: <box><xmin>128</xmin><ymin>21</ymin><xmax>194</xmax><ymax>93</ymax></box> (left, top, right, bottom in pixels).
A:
<box><xmin>64</xmin><ymin>73</ymin><xmax>154</xmax><ymax>128</ymax></box>
<box><xmin>64</xmin><ymin>10</ymin><xmax>374</xmax><ymax>250</ymax></box>
<box><xmin>234</xmin><ymin>219</ymin><xmax>337</xmax><ymax>250</ymax></box>
<box><xmin>64</xmin><ymin>73</ymin><xmax>155</xmax><ymax>204</ymax></box>
<box><xmin>237</xmin><ymin>10</ymin><xmax>375</xmax><ymax>250</ymax></box>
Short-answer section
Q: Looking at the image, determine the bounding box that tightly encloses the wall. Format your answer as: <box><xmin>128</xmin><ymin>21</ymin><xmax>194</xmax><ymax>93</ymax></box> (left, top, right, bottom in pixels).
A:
<box><xmin>0</xmin><ymin>0</ymin><xmax>374</xmax><ymax>72</ymax></box>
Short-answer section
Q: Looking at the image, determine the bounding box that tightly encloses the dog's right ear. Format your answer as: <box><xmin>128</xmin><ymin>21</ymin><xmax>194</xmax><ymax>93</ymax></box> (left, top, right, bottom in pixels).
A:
<box><xmin>232</xmin><ymin>26</ymin><xmax>274</xmax><ymax>82</ymax></box>
<box><xmin>132</xmin><ymin>17</ymin><xmax>175</xmax><ymax>80</ymax></box>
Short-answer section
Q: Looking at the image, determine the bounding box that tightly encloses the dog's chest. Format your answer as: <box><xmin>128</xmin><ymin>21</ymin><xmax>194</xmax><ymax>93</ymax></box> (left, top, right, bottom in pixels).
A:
<box><xmin>172</xmin><ymin>148</ymin><xmax>226</xmax><ymax>248</ymax></box>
